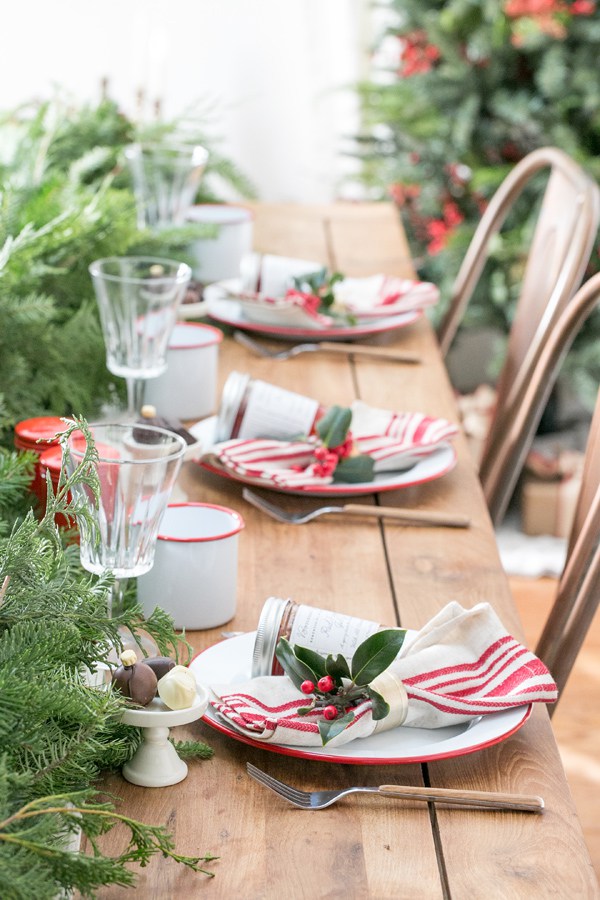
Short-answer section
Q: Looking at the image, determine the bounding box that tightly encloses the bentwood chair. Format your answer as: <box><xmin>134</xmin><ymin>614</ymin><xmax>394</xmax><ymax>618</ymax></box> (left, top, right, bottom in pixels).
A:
<box><xmin>503</xmin><ymin>272</ymin><xmax>600</xmax><ymax>703</ymax></box>
<box><xmin>437</xmin><ymin>147</ymin><xmax>600</xmax><ymax>524</ymax></box>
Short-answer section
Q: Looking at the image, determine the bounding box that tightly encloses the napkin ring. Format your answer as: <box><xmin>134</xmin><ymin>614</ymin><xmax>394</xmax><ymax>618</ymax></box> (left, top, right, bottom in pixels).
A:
<box><xmin>369</xmin><ymin>670</ymin><xmax>408</xmax><ymax>732</ymax></box>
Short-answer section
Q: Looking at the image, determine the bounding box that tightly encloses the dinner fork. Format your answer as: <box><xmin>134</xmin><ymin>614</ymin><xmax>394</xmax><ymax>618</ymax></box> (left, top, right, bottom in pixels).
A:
<box><xmin>233</xmin><ymin>330</ymin><xmax>421</xmax><ymax>363</ymax></box>
<box><xmin>246</xmin><ymin>764</ymin><xmax>544</xmax><ymax>813</ymax></box>
<box><xmin>242</xmin><ymin>487</ymin><xmax>471</xmax><ymax>528</ymax></box>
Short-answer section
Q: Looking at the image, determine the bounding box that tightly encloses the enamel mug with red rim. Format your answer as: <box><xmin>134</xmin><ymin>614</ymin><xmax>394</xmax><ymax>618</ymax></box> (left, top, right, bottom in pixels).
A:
<box><xmin>136</xmin><ymin>502</ymin><xmax>244</xmax><ymax>629</ymax></box>
<box><xmin>186</xmin><ymin>204</ymin><xmax>254</xmax><ymax>283</ymax></box>
<box><xmin>143</xmin><ymin>322</ymin><xmax>222</xmax><ymax>420</ymax></box>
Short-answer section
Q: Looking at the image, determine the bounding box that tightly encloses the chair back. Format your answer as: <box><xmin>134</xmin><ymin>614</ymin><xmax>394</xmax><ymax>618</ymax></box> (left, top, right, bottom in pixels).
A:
<box><xmin>438</xmin><ymin>148</ymin><xmax>600</xmax><ymax>523</ymax></box>
<box><xmin>510</xmin><ymin>272</ymin><xmax>600</xmax><ymax>701</ymax></box>
<box><xmin>536</xmin><ymin>385</ymin><xmax>600</xmax><ymax>704</ymax></box>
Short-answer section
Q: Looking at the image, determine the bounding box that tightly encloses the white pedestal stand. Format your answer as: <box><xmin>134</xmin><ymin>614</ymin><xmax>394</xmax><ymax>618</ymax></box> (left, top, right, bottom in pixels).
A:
<box><xmin>121</xmin><ymin>686</ymin><xmax>209</xmax><ymax>787</ymax></box>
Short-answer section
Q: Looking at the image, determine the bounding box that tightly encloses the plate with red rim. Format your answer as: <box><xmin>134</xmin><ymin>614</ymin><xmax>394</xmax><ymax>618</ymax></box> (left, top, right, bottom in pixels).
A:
<box><xmin>198</xmin><ymin>444</ymin><xmax>457</xmax><ymax>497</ymax></box>
<box><xmin>189</xmin><ymin>632</ymin><xmax>533</xmax><ymax>765</ymax></box>
<box><xmin>204</xmin><ymin>282</ymin><xmax>422</xmax><ymax>341</ymax></box>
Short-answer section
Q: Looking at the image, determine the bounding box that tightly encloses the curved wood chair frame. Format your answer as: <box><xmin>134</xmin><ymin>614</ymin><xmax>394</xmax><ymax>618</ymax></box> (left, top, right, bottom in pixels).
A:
<box><xmin>502</xmin><ymin>272</ymin><xmax>600</xmax><ymax>702</ymax></box>
<box><xmin>437</xmin><ymin>147</ymin><xmax>600</xmax><ymax>524</ymax></box>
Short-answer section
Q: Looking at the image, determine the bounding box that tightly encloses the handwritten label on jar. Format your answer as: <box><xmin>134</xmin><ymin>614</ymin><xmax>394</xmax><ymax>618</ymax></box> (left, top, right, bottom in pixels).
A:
<box><xmin>237</xmin><ymin>380</ymin><xmax>320</xmax><ymax>441</ymax></box>
<box><xmin>288</xmin><ymin>605</ymin><xmax>380</xmax><ymax>661</ymax></box>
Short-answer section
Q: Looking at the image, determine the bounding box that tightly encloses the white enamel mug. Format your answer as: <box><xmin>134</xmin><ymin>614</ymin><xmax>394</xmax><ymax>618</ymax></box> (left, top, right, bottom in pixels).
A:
<box><xmin>137</xmin><ymin>503</ymin><xmax>245</xmax><ymax>630</ymax></box>
<box><xmin>143</xmin><ymin>322</ymin><xmax>222</xmax><ymax>420</ymax></box>
<box><xmin>187</xmin><ymin>204</ymin><xmax>254</xmax><ymax>283</ymax></box>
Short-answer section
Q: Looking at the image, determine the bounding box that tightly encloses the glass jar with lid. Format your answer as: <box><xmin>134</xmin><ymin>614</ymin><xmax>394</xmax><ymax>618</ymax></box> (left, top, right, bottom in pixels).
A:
<box><xmin>14</xmin><ymin>416</ymin><xmax>65</xmax><ymax>509</ymax></box>
<box><xmin>251</xmin><ymin>596</ymin><xmax>387</xmax><ymax>677</ymax></box>
<box><xmin>216</xmin><ymin>371</ymin><xmax>325</xmax><ymax>442</ymax></box>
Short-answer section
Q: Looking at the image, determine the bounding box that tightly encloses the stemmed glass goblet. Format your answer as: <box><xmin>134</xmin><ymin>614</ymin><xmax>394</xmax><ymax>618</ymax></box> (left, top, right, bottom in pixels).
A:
<box><xmin>66</xmin><ymin>421</ymin><xmax>187</xmax><ymax>617</ymax></box>
<box><xmin>89</xmin><ymin>256</ymin><xmax>191</xmax><ymax>418</ymax></box>
<box><xmin>124</xmin><ymin>142</ymin><xmax>209</xmax><ymax>231</ymax></box>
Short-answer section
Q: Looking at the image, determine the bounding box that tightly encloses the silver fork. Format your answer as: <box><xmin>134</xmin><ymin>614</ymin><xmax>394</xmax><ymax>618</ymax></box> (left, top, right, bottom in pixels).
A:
<box><xmin>246</xmin><ymin>763</ymin><xmax>544</xmax><ymax>813</ymax></box>
<box><xmin>242</xmin><ymin>487</ymin><xmax>470</xmax><ymax>528</ymax></box>
<box><xmin>233</xmin><ymin>330</ymin><xmax>421</xmax><ymax>363</ymax></box>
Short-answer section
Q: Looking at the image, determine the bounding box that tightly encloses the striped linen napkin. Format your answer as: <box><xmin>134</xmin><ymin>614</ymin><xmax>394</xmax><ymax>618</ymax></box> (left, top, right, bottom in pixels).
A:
<box><xmin>232</xmin><ymin>254</ymin><xmax>439</xmax><ymax>326</ymax></box>
<box><xmin>211</xmin><ymin>402</ymin><xmax>459</xmax><ymax>488</ymax></box>
<box><xmin>332</xmin><ymin>274</ymin><xmax>439</xmax><ymax>318</ymax></box>
<box><xmin>209</xmin><ymin>602</ymin><xmax>558</xmax><ymax>748</ymax></box>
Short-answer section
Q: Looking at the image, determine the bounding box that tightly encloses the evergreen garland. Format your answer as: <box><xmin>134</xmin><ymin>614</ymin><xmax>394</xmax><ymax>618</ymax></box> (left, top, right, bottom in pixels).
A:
<box><xmin>352</xmin><ymin>0</ymin><xmax>600</xmax><ymax>405</ymax></box>
<box><xmin>0</xmin><ymin>94</ymin><xmax>256</xmax><ymax>445</ymax></box>
<box><xmin>0</xmin><ymin>420</ymin><xmax>216</xmax><ymax>896</ymax></box>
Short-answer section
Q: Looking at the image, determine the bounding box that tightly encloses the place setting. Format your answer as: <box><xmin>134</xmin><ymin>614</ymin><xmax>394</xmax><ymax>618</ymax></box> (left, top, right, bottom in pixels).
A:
<box><xmin>203</xmin><ymin>251</ymin><xmax>440</xmax><ymax>341</ymax></box>
<box><xmin>189</xmin><ymin>371</ymin><xmax>460</xmax><ymax>498</ymax></box>
<box><xmin>190</xmin><ymin>595</ymin><xmax>557</xmax><ymax>767</ymax></box>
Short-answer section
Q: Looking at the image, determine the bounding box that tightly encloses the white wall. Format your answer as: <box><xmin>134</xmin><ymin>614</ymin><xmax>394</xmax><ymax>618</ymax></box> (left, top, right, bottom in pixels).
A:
<box><xmin>2</xmin><ymin>1</ymin><xmax>372</xmax><ymax>202</ymax></box>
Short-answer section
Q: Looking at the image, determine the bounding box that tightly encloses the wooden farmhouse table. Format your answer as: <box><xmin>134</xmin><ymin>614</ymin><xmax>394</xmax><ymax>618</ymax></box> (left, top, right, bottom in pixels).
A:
<box><xmin>93</xmin><ymin>203</ymin><xmax>598</xmax><ymax>898</ymax></box>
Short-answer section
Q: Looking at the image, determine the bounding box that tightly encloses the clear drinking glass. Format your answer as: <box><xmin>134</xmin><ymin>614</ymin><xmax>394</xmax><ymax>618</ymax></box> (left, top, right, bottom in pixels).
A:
<box><xmin>124</xmin><ymin>142</ymin><xmax>209</xmax><ymax>230</ymax></box>
<box><xmin>66</xmin><ymin>422</ymin><xmax>187</xmax><ymax>615</ymax></box>
<box><xmin>89</xmin><ymin>256</ymin><xmax>191</xmax><ymax>417</ymax></box>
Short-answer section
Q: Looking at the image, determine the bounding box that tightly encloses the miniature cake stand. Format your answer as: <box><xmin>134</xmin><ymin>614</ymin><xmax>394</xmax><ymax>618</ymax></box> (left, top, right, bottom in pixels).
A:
<box><xmin>121</xmin><ymin>686</ymin><xmax>209</xmax><ymax>787</ymax></box>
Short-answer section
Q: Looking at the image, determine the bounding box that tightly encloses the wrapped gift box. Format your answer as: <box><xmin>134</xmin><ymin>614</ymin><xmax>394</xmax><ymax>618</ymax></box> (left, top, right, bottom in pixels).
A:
<box><xmin>456</xmin><ymin>384</ymin><xmax>497</xmax><ymax>467</ymax></box>
<box><xmin>520</xmin><ymin>449</ymin><xmax>583</xmax><ymax>539</ymax></box>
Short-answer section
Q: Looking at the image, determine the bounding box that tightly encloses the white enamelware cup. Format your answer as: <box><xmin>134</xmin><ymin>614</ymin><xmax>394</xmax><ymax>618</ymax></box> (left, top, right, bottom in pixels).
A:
<box><xmin>186</xmin><ymin>204</ymin><xmax>254</xmax><ymax>283</ymax></box>
<box><xmin>143</xmin><ymin>321</ymin><xmax>222</xmax><ymax>420</ymax></box>
<box><xmin>137</xmin><ymin>502</ymin><xmax>245</xmax><ymax>630</ymax></box>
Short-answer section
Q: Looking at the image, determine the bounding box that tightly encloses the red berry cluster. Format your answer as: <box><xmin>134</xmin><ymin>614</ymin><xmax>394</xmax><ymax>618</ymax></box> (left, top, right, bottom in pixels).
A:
<box><xmin>299</xmin><ymin>674</ymin><xmax>365</xmax><ymax>721</ymax></box>
<box><xmin>311</xmin><ymin>433</ymin><xmax>354</xmax><ymax>478</ymax></box>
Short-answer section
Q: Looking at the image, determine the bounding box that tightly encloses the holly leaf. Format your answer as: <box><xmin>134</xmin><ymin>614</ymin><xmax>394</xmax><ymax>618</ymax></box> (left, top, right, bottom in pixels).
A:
<box><xmin>293</xmin><ymin>267</ymin><xmax>328</xmax><ymax>293</ymax></box>
<box><xmin>316</xmin><ymin>405</ymin><xmax>352</xmax><ymax>449</ymax></box>
<box><xmin>350</xmin><ymin>629</ymin><xmax>406</xmax><ymax>685</ymax></box>
<box><xmin>318</xmin><ymin>711</ymin><xmax>355</xmax><ymax>745</ymax></box>
<box><xmin>333</xmin><ymin>454</ymin><xmax>375</xmax><ymax>483</ymax></box>
<box><xmin>365</xmin><ymin>685</ymin><xmax>390</xmax><ymax>721</ymax></box>
<box><xmin>325</xmin><ymin>653</ymin><xmax>351</xmax><ymax>683</ymax></box>
<box><xmin>275</xmin><ymin>638</ymin><xmax>319</xmax><ymax>691</ymax></box>
<box><xmin>293</xmin><ymin>645</ymin><xmax>328</xmax><ymax>679</ymax></box>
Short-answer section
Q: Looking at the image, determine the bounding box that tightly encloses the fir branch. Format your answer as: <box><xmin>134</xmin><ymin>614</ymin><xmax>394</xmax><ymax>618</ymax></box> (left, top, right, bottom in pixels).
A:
<box><xmin>0</xmin><ymin>788</ymin><xmax>217</xmax><ymax>898</ymax></box>
<box><xmin>171</xmin><ymin>740</ymin><xmax>214</xmax><ymax>761</ymax></box>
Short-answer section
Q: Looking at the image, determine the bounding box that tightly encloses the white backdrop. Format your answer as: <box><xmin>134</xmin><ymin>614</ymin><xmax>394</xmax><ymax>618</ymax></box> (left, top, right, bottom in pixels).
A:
<box><xmin>2</xmin><ymin>0</ymin><xmax>373</xmax><ymax>201</ymax></box>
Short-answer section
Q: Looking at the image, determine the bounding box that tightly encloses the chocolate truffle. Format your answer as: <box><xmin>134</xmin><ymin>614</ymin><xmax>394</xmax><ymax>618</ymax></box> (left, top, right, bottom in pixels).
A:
<box><xmin>112</xmin><ymin>650</ymin><xmax>158</xmax><ymax>706</ymax></box>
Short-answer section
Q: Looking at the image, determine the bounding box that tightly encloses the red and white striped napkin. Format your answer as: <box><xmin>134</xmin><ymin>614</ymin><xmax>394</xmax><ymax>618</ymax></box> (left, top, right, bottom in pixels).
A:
<box><xmin>231</xmin><ymin>254</ymin><xmax>439</xmax><ymax>326</ymax></box>
<box><xmin>209</xmin><ymin>602</ymin><xmax>558</xmax><ymax>748</ymax></box>
<box><xmin>333</xmin><ymin>274</ymin><xmax>439</xmax><ymax>318</ymax></box>
<box><xmin>211</xmin><ymin>402</ymin><xmax>458</xmax><ymax>488</ymax></box>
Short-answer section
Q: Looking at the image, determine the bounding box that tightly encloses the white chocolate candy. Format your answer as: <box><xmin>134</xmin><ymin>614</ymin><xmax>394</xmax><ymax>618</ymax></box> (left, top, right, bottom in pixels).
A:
<box><xmin>157</xmin><ymin>665</ymin><xmax>197</xmax><ymax>710</ymax></box>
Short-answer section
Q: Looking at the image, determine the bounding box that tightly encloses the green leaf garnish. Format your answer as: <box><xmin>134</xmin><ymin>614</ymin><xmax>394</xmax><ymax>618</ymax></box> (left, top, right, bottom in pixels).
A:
<box><xmin>365</xmin><ymin>686</ymin><xmax>390</xmax><ymax>721</ymax></box>
<box><xmin>351</xmin><ymin>629</ymin><xmax>406</xmax><ymax>685</ymax></box>
<box><xmin>333</xmin><ymin>454</ymin><xmax>375</xmax><ymax>483</ymax></box>
<box><xmin>325</xmin><ymin>653</ymin><xmax>351</xmax><ymax>683</ymax></box>
<box><xmin>275</xmin><ymin>638</ymin><xmax>320</xmax><ymax>691</ymax></box>
<box><xmin>293</xmin><ymin>645</ymin><xmax>328</xmax><ymax>679</ymax></box>
<box><xmin>316</xmin><ymin>405</ymin><xmax>352</xmax><ymax>449</ymax></box>
<box><xmin>318</xmin><ymin>711</ymin><xmax>355</xmax><ymax>745</ymax></box>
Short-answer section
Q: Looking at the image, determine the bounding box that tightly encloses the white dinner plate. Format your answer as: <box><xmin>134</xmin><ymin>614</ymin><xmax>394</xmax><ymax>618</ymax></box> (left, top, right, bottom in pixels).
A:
<box><xmin>204</xmin><ymin>281</ymin><xmax>422</xmax><ymax>341</ymax></box>
<box><xmin>189</xmin><ymin>417</ymin><xmax>457</xmax><ymax>497</ymax></box>
<box><xmin>190</xmin><ymin>632</ymin><xmax>533</xmax><ymax>765</ymax></box>
<box><xmin>200</xmin><ymin>446</ymin><xmax>457</xmax><ymax>497</ymax></box>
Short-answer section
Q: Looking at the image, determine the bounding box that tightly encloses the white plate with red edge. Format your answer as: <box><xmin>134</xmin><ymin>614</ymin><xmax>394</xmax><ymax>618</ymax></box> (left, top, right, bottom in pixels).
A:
<box><xmin>189</xmin><ymin>632</ymin><xmax>533</xmax><ymax>765</ymax></box>
<box><xmin>204</xmin><ymin>283</ymin><xmax>422</xmax><ymax>341</ymax></box>
<box><xmin>189</xmin><ymin>417</ymin><xmax>458</xmax><ymax>498</ymax></box>
<box><xmin>199</xmin><ymin>445</ymin><xmax>457</xmax><ymax>498</ymax></box>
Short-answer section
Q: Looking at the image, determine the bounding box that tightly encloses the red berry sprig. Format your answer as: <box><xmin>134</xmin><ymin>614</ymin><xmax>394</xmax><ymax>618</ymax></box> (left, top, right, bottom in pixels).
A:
<box><xmin>275</xmin><ymin>628</ymin><xmax>407</xmax><ymax>745</ymax></box>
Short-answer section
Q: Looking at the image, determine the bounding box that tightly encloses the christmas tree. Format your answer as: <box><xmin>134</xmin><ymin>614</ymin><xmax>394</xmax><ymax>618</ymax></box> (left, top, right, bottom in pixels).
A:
<box><xmin>353</xmin><ymin>0</ymin><xmax>600</xmax><ymax>406</ymax></box>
